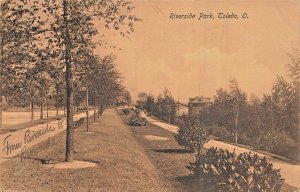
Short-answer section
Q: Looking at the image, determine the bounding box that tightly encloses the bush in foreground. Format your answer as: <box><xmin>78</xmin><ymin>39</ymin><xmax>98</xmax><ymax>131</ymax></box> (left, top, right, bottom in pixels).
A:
<box><xmin>174</xmin><ymin>115</ymin><xmax>209</xmax><ymax>154</ymax></box>
<box><xmin>187</xmin><ymin>147</ymin><xmax>284</xmax><ymax>192</ymax></box>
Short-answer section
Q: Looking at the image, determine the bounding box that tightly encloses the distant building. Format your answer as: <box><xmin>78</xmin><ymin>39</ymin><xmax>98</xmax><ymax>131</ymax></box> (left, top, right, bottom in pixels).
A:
<box><xmin>188</xmin><ymin>96</ymin><xmax>212</xmax><ymax>115</ymax></box>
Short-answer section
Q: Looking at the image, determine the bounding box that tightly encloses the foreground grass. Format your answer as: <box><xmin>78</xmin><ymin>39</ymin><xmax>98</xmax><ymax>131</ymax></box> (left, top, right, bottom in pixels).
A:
<box><xmin>0</xmin><ymin>109</ymin><xmax>169</xmax><ymax>192</ymax></box>
<box><xmin>125</xmin><ymin>113</ymin><xmax>298</xmax><ymax>192</ymax></box>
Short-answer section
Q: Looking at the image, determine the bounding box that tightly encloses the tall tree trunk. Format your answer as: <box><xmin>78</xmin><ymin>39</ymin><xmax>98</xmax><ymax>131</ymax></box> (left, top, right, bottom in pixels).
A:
<box><xmin>93</xmin><ymin>106</ymin><xmax>96</xmax><ymax>122</ymax></box>
<box><xmin>0</xmin><ymin>7</ymin><xmax>4</xmax><ymax>130</ymax></box>
<box><xmin>46</xmin><ymin>97</ymin><xmax>49</xmax><ymax>119</ymax></box>
<box><xmin>97</xmin><ymin>97</ymin><xmax>100</xmax><ymax>118</ymax></box>
<box><xmin>100</xmin><ymin>103</ymin><xmax>103</xmax><ymax>116</ymax></box>
<box><xmin>86</xmin><ymin>81</ymin><xmax>89</xmax><ymax>131</ymax></box>
<box><xmin>63</xmin><ymin>0</ymin><xmax>74</xmax><ymax>162</ymax></box>
<box><xmin>31</xmin><ymin>100</ymin><xmax>34</xmax><ymax>122</ymax></box>
<box><xmin>0</xmin><ymin>68</ymin><xmax>2</xmax><ymax>130</ymax></box>
<box><xmin>56</xmin><ymin>83</ymin><xmax>59</xmax><ymax>116</ymax></box>
<box><xmin>0</xmin><ymin>56</ymin><xmax>2</xmax><ymax>130</ymax></box>
<box><xmin>93</xmin><ymin>89</ymin><xmax>96</xmax><ymax>123</ymax></box>
<box><xmin>40</xmin><ymin>87</ymin><xmax>43</xmax><ymax>120</ymax></box>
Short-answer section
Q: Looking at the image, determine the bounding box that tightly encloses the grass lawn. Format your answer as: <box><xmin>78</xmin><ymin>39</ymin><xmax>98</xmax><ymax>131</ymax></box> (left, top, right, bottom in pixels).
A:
<box><xmin>0</xmin><ymin>109</ymin><xmax>297</xmax><ymax>192</ymax></box>
<box><xmin>0</xmin><ymin>109</ymin><xmax>170</xmax><ymax>192</ymax></box>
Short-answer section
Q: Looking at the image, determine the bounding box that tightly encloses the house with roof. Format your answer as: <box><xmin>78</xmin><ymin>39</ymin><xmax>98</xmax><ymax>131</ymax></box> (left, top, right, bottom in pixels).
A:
<box><xmin>188</xmin><ymin>96</ymin><xmax>212</xmax><ymax>116</ymax></box>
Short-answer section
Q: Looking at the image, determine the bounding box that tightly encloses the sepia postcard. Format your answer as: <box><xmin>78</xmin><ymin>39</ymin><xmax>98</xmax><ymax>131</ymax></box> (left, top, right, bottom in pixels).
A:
<box><xmin>0</xmin><ymin>0</ymin><xmax>299</xmax><ymax>191</ymax></box>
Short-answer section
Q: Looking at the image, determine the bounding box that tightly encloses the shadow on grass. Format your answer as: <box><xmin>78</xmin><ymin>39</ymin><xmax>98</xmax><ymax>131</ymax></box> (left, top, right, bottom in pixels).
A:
<box><xmin>176</xmin><ymin>175</ymin><xmax>216</xmax><ymax>192</ymax></box>
<box><xmin>153</xmin><ymin>149</ymin><xmax>192</xmax><ymax>154</ymax></box>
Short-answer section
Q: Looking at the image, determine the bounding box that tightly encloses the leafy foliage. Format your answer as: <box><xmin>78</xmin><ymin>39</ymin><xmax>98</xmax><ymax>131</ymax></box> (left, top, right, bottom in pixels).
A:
<box><xmin>1</xmin><ymin>0</ymin><xmax>140</xmax><ymax>160</ymax></box>
<box><xmin>188</xmin><ymin>147</ymin><xmax>285</xmax><ymax>192</ymax></box>
<box><xmin>128</xmin><ymin>116</ymin><xmax>147</xmax><ymax>126</ymax></box>
<box><xmin>122</xmin><ymin>108</ymin><xmax>130</xmax><ymax>116</ymax></box>
<box><xmin>136</xmin><ymin>89</ymin><xmax>177</xmax><ymax>124</ymax></box>
<box><xmin>206</xmin><ymin>75</ymin><xmax>300</xmax><ymax>162</ymax></box>
<box><xmin>174</xmin><ymin>114</ymin><xmax>209</xmax><ymax>154</ymax></box>
<box><xmin>122</xmin><ymin>108</ymin><xmax>147</xmax><ymax>126</ymax></box>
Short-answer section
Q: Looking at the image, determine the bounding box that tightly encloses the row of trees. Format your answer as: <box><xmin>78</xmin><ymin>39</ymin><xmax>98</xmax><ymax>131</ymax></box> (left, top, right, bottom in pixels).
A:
<box><xmin>135</xmin><ymin>50</ymin><xmax>299</xmax><ymax>161</ymax></box>
<box><xmin>174</xmin><ymin>106</ymin><xmax>284</xmax><ymax>191</ymax></box>
<box><xmin>198</xmin><ymin>51</ymin><xmax>299</xmax><ymax>161</ymax></box>
<box><xmin>136</xmin><ymin>89</ymin><xmax>177</xmax><ymax>124</ymax></box>
<box><xmin>0</xmin><ymin>0</ymin><xmax>139</xmax><ymax>161</ymax></box>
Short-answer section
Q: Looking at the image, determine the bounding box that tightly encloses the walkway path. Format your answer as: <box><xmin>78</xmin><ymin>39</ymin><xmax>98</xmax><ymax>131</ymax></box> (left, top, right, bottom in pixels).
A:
<box><xmin>141</xmin><ymin>113</ymin><xmax>300</xmax><ymax>188</ymax></box>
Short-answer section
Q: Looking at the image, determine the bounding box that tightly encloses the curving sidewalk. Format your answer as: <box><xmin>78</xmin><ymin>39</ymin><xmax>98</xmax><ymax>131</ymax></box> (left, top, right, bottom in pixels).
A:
<box><xmin>141</xmin><ymin>112</ymin><xmax>300</xmax><ymax>188</ymax></box>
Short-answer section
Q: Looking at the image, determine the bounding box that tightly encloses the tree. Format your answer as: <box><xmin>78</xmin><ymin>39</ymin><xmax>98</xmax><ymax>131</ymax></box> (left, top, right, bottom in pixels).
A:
<box><xmin>287</xmin><ymin>48</ymin><xmax>300</xmax><ymax>86</ymax></box>
<box><xmin>1</xmin><ymin>0</ymin><xmax>44</xmax><ymax>128</ymax></box>
<box><xmin>122</xmin><ymin>90</ymin><xmax>132</xmax><ymax>106</ymax></box>
<box><xmin>271</xmin><ymin>75</ymin><xmax>298</xmax><ymax>140</ymax></box>
<box><xmin>144</xmin><ymin>93</ymin><xmax>155</xmax><ymax>114</ymax></box>
<box><xmin>2</xmin><ymin>0</ymin><xmax>140</xmax><ymax>162</ymax></box>
<box><xmin>212</xmin><ymin>79</ymin><xmax>247</xmax><ymax>143</ymax></box>
<box><xmin>175</xmin><ymin>114</ymin><xmax>209</xmax><ymax>155</ymax></box>
<box><xmin>136</xmin><ymin>91</ymin><xmax>148</xmax><ymax>109</ymax></box>
<box><xmin>212</xmin><ymin>88</ymin><xmax>232</xmax><ymax>127</ymax></box>
<box><xmin>228</xmin><ymin>79</ymin><xmax>247</xmax><ymax>143</ymax></box>
<box><xmin>161</xmin><ymin>89</ymin><xmax>177</xmax><ymax>124</ymax></box>
<box><xmin>42</xmin><ymin>0</ymin><xmax>139</xmax><ymax>162</ymax></box>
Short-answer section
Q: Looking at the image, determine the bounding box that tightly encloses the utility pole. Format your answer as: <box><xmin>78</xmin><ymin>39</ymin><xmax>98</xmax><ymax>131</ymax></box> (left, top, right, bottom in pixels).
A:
<box><xmin>235</xmin><ymin>106</ymin><xmax>239</xmax><ymax>144</ymax></box>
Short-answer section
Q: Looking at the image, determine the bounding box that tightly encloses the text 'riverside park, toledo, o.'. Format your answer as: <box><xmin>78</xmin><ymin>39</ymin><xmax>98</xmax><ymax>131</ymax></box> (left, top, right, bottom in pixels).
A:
<box><xmin>169</xmin><ymin>12</ymin><xmax>248</xmax><ymax>20</ymax></box>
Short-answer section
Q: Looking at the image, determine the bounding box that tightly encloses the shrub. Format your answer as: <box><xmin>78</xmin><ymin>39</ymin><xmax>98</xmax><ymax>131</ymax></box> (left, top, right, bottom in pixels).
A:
<box><xmin>122</xmin><ymin>108</ymin><xmax>130</xmax><ymax>116</ymax></box>
<box><xmin>128</xmin><ymin>116</ymin><xmax>147</xmax><ymax>126</ymax></box>
<box><xmin>132</xmin><ymin>108</ymin><xmax>140</xmax><ymax>115</ymax></box>
<box><xmin>187</xmin><ymin>147</ymin><xmax>284</xmax><ymax>192</ymax></box>
<box><xmin>174</xmin><ymin>114</ymin><xmax>209</xmax><ymax>154</ymax></box>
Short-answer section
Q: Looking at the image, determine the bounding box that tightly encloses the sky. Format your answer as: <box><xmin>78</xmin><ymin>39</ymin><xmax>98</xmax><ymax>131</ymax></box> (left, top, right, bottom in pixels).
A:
<box><xmin>96</xmin><ymin>0</ymin><xmax>300</xmax><ymax>102</ymax></box>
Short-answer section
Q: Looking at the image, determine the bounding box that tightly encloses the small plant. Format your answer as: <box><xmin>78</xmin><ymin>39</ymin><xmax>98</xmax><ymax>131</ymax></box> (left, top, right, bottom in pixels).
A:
<box><xmin>128</xmin><ymin>116</ymin><xmax>147</xmax><ymax>126</ymax></box>
<box><xmin>174</xmin><ymin>114</ymin><xmax>209</xmax><ymax>154</ymax></box>
<box><xmin>122</xmin><ymin>108</ymin><xmax>130</xmax><ymax>116</ymax></box>
<box><xmin>187</xmin><ymin>147</ymin><xmax>285</xmax><ymax>192</ymax></box>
